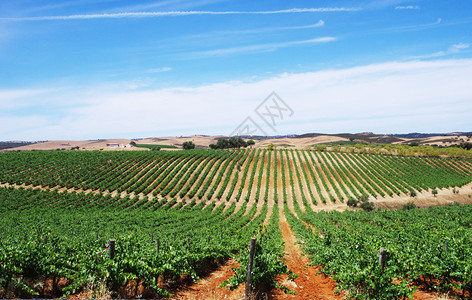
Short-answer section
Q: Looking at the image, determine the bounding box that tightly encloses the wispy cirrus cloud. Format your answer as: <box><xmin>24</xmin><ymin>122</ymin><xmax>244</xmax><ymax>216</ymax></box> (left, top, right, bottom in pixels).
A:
<box><xmin>218</xmin><ymin>20</ymin><xmax>325</xmax><ymax>35</ymax></box>
<box><xmin>145</xmin><ymin>67</ymin><xmax>172</xmax><ymax>73</ymax></box>
<box><xmin>20</xmin><ymin>0</ymin><xmax>119</xmax><ymax>14</ymax></box>
<box><xmin>0</xmin><ymin>7</ymin><xmax>361</xmax><ymax>21</ymax></box>
<box><xmin>110</xmin><ymin>0</ymin><xmax>227</xmax><ymax>13</ymax></box>
<box><xmin>409</xmin><ymin>43</ymin><xmax>470</xmax><ymax>60</ymax></box>
<box><xmin>186</xmin><ymin>36</ymin><xmax>336</xmax><ymax>58</ymax></box>
<box><xmin>365</xmin><ymin>17</ymin><xmax>442</xmax><ymax>35</ymax></box>
<box><xmin>389</xmin><ymin>17</ymin><xmax>442</xmax><ymax>32</ymax></box>
<box><xmin>395</xmin><ymin>5</ymin><xmax>420</xmax><ymax>10</ymax></box>
<box><xmin>183</xmin><ymin>20</ymin><xmax>326</xmax><ymax>41</ymax></box>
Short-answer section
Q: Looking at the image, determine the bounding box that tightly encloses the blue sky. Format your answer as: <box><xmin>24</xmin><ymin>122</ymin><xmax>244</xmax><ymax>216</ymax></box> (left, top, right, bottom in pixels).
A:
<box><xmin>0</xmin><ymin>0</ymin><xmax>471</xmax><ymax>141</ymax></box>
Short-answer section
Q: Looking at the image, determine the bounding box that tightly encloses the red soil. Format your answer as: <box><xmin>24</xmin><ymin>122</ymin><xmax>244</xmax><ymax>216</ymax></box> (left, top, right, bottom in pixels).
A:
<box><xmin>170</xmin><ymin>258</ymin><xmax>244</xmax><ymax>300</ymax></box>
<box><xmin>271</xmin><ymin>221</ymin><xmax>344</xmax><ymax>299</ymax></box>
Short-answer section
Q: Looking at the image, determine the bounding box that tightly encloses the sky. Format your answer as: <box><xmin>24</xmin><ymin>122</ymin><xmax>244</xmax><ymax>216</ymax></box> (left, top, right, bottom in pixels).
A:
<box><xmin>0</xmin><ymin>0</ymin><xmax>471</xmax><ymax>141</ymax></box>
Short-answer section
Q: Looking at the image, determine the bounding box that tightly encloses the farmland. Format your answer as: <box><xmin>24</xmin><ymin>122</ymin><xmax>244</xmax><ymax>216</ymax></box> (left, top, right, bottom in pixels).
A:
<box><xmin>1</xmin><ymin>148</ymin><xmax>472</xmax><ymax>299</ymax></box>
<box><xmin>1</xmin><ymin>149</ymin><xmax>471</xmax><ymax>205</ymax></box>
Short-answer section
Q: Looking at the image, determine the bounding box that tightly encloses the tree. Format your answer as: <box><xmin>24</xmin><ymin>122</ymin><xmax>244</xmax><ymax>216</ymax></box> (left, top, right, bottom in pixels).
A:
<box><xmin>130</xmin><ymin>141</ymin><xmax>137</xmax><ymax>146</ymax></box>
<box><xmin>347</xmin><ymin>197</ymin><xmax>358</xmax><ymax>207</ymax></box>
<box><xmin>183</xmin><ymin>141</ymin><xmax>195</xmax><ymax>150</ymax></box>
<box><xmin>209</xmin><ymin>137</ymin><xmax>251</xmax><ymax>149</ymax></box>
<box><xmin>247</xmin><ymin>139</ymin><xmax>255</xmax><ymax>146</ymax></box>
<box><xmin>216</xmin><ymin>138</ymin><xmax>230</xmax><ymax>149</ymax></box>
<box><xmin>432</xmin><ymin>189</ymin><xmax>438</xmax><ymax>197</ymax></box>
<box><xmin>267</xmin><ymin>143</ymin><xmax>277</xmax><ymax>151</ymax></box>
<box><xmin>228</xmin><ymin>136</ymin><xmax>247</xmax><ymax>148</ymax></box>
<box><xmin>360</xmin><ymin>200</ymin><xmax>374</xmax><ymax>211</ymax></box>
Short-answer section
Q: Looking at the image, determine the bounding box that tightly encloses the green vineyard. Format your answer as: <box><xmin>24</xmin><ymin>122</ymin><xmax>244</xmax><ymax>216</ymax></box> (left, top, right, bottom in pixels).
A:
<box><xmin>1</xmin><ymin>148</ymin><xmax>472</xmax><ymax>299</ymax></box>
<box><xmin>1</xmin><ymin>149</ymin><xmax>471</xmax><ymax>205</ymax></box>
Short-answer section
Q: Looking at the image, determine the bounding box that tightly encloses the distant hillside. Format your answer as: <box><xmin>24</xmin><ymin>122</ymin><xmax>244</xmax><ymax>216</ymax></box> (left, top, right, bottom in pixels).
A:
<box><xmin>0</xmin><ymin>141</ymin><xmax>35</xmax><ymax>150</ymax></box>
<box><xmin>392</xmin><ymin>132</ymin><xmax>472</xmax><ymax>138</ymax></box>
<box><xmin>2</xmin><ymin>132</ymin><xmax>471</xmax><ymax>151</ymax></box>
<box><xmin>294</xmin><ymin>132</ymin><xmax>403</xmax><ymax>144</ymax></box>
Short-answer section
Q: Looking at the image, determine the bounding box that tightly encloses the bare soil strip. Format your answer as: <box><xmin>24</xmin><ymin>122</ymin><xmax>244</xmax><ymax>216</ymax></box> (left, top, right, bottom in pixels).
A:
<box><xmin>272</xmin><ymin>218</ymin><xmax>344</xmax><ymax>300</ymax></box>
<box><xmin>170</xmin><ymin>259</ymin><xmax>244</xmax><ymax>300</ymax></box>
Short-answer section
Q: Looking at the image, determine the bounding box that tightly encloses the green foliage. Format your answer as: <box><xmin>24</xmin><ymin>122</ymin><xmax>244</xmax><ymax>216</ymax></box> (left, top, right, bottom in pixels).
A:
<box><xmin>209</xmin><ymin>137</ymin><xmax>250</xmax><ymax>149</ymax></box>
<box><xmin>221</xmin><ymin>206</ymin><xmax>296</xmax><ymax>294</ymax></box>
<box><xmin>409</xmin><ymin>189</ymin><xmax>417</xmax><ymax>197</ymax></box>
<box><xmin>347</xmin><ymin>197</ymin><xmax>358</xmax><ymax>207</ymax></box>
<box><xmin>222</xmin><ymin>237</ymin><xmax>296</xmax><ymax>295</ymax></box>
<box><xmin>0</xmin><ymin>187</ymin><xmax>266</xmax><ymax>298</ymax></box>
<box><xmin>432</xmin><ymin>189</ymin><xmax>438</xmax><ymax>197</ymax></box>
<box><xmin>0</xmin><ymin>148</ymin><xmax>470</xmax><ymax>204</ymax></box>
<box><xmin>287</xmin><ymin>203</ymin><xmax>472</xmax><ymax>299</ymax></box>
<box><xmin>402</xmin><ymin>201</ymin><xmax>417</xmax><ymax>210</ymax></box>
<box><xmin>182</xmin><ymin>141</ymin><xmax>195</xmax><ymax>150</ymax></box>
<box><xmin>457</xmin><ymin>142</ymin><xmax>472</xmax><ymax>150</ymax></box>
<box><xmin>354</xmin><ymin>195</ymin><xmax>374</xmax><ymax>211</ymax></box>
<box><xmin>359</xmin><ymin>199</ymin><xmax>374</xmax><ymax>211</ymax></box>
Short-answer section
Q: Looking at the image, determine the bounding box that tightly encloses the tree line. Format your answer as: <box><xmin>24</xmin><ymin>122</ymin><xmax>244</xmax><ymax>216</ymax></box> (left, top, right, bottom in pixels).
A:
<box><xmin>209</xmin><ymin>137</ymin><xmax>255</xmax><ymax>149</ymax></box>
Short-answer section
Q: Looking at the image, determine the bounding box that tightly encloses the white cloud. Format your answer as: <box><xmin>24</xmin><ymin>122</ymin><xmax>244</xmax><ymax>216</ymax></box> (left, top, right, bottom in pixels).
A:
<box><xmin>395</xmin><ymin>5</ymin><xmax>420</xmax><ymax>10</ymax></box>
<box><xmin>381</xmin><ymin>17</ymin><xmax>441</xmax><ymax>33</ymax></box>
<box><xmin>409</xmin><ymin>42</ymin><xmax>470</xmax><ymax>59</ymax></box>
<box><xmin>0</xmin><ymin>115</ymin><xmax>50</xmax><ymax>140</ymax></box>
<box><xmin>2</xmin><ymin>59</ymin><xmax>471</xmax><ymax>140</ymax></box>
<box><xmin>145</xmin><ymin>67</ymin><xmax>172</xmax><ymax>73</ymax></box>
<box><xmin>0</xmin><ymin>89</ymin><xmax>52</xmax><ymax>109</ymax></box>
<box><xmin>215</xmin><ymin>20</ymin><xmax>325</xmax><ymax>35</ymax></box>
<box><xmin>187</xmin><ymin>37</ymin><xmax>337</xmax><ymax>58</ymax></box>
<box><xmin>1</xmin><ymin>7</ymin><xmax>360</xmax><ymax>21</ymax></box>
<box><xmin>448</xmin><ymin>43</ymin><xmax>470</xmax><ymax>53</ymax></box>
<box><xmin>110</xmin><ymin>0</ymin><xmax>228</xmax><ymax>13</ymax></box>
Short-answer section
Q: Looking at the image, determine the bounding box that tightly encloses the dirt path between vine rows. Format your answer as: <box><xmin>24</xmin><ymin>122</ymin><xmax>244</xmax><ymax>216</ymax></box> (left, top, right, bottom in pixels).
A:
<box><xmin>170</xmin><ymin>258</ymin><xmax>244</xmax><ymax>300</ymax></box>
<box><xmin>271</xmin><ymin>220</ymin><xmax>344</xmax><ymax>299</ymax></box>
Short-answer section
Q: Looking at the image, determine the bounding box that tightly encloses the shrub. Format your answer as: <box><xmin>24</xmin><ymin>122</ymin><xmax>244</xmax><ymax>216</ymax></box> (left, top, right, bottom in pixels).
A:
<box><xmin>402</xmin><ymin>201</ymin><xmax>417</xmax><ymax>210</ymax></box>
<box><xmin>356</xmin><ymin>195</ymin><xmax>374</xmax><ymax>211</ymax></box>
<box><xmin>347</xmin><ymin>197</ymin><xmax>358</xmax><ymax>207</ymax></box>
<box><xmin>409</xmin><ymin>190</ymin><xmax>417</xmax><ymax>197</ymax></box>
<box><xmin>360</xmin><ymin>200</ymin><xmax>374</xmax><ymax>211</ymax></box>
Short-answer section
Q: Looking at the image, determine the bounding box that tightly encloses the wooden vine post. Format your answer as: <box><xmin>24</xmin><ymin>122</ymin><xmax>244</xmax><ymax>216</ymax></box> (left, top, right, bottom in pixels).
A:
<box><xmin>379</xmin><ymin>247</ymin><xmax>387</xmax><ymax>271</ymax></box>
<box><xmin>109</xmin><ymin>239</ymin><xmax>116</xmax><ymax>259</ymax></box>
<box><xmin>245</xmin><ymin>238</ymin><xmax>256</xmax><ymax>300</ymax></box>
